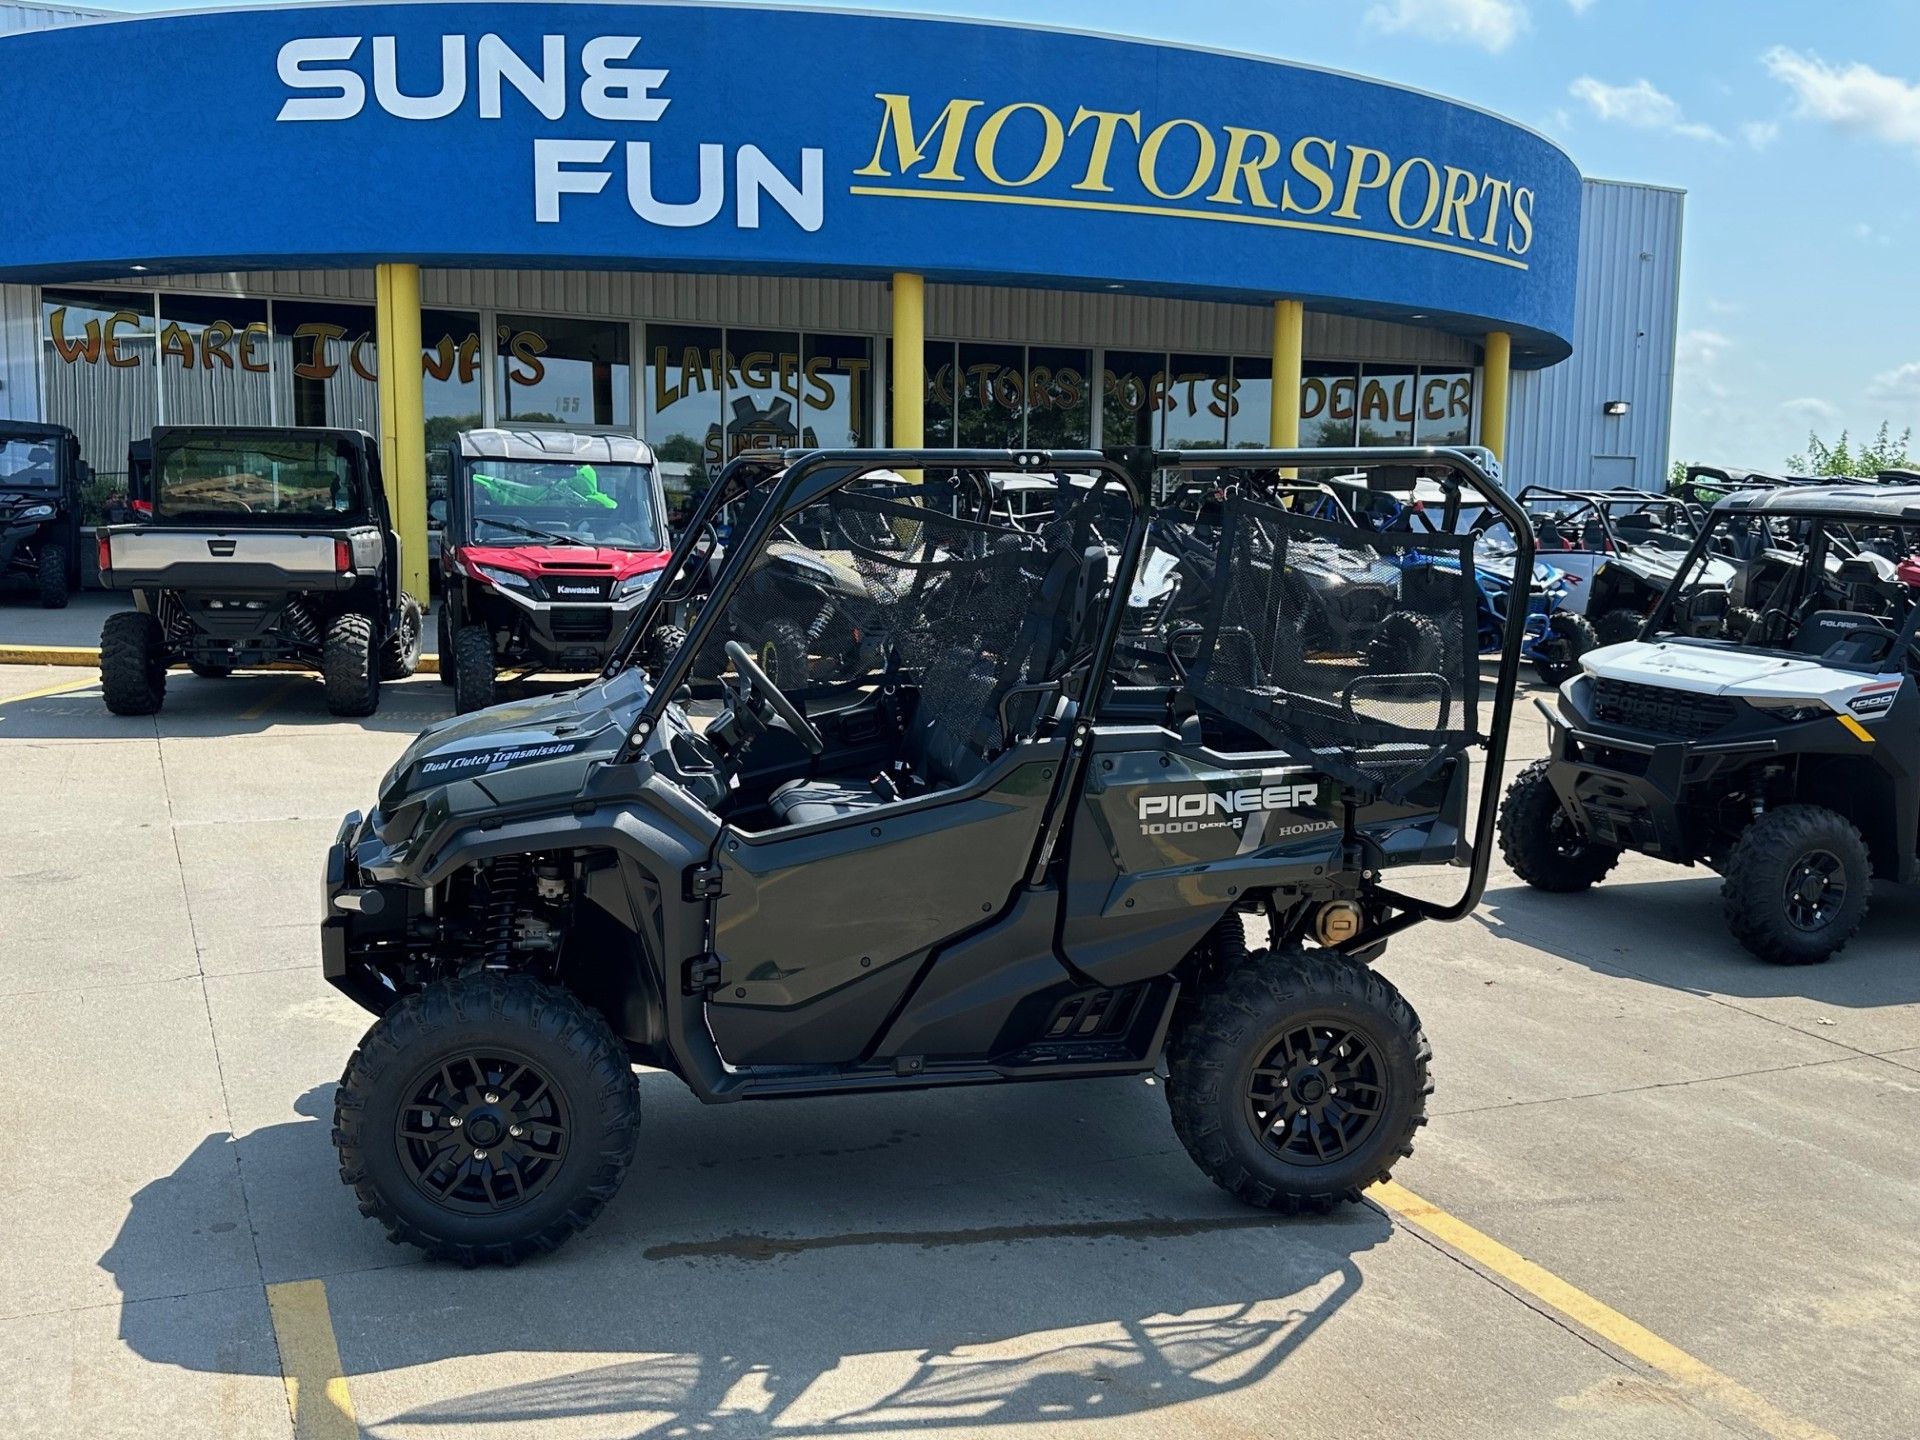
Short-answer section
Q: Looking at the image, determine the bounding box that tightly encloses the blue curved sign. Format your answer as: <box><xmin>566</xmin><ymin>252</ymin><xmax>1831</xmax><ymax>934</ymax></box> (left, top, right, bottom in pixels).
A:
<box><xmin>0</xmin><ymin>3</ymin><xmax>1582</xmax><ymax>361</ymax></box>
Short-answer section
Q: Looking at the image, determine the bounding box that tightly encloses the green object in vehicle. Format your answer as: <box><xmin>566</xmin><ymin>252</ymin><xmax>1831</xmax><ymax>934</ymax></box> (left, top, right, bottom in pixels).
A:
<box><xmin>471</xmin><ymin>464</ymin><xmax>616</xmax><ymax>509</ymax></box>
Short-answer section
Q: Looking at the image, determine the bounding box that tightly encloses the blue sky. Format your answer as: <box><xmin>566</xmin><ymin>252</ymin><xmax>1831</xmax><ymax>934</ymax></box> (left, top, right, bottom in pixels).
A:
<box><xmin>102</xmin><ymin>0</ymin><xmax>1920</xmax><ymax>469</ymax></box>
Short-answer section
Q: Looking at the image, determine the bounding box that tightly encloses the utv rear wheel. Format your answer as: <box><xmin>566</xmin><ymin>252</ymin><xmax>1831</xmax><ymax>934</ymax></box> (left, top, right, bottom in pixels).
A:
<box><xmin>647</xmin><ymin>624</ymin><xmax>687</xmax><ymax>668</ymax></box>
<box><xmin>1365</xmin><ymin>611</ymin><xmax>1444</xmax><ymax>674</ymax></box>
<box><xmin>36</xmin><ymin>542</ymin><xmax>70</xmax><ymax>609</ymax></box>
<box><xmin>322</xmin><ymin>612</ymin><xmax>380</xmax><ymax>717</ymax></box>
<box><xmin>1166</xmin><ymin>947</ymin><xmax>1430</xmax><ymax>1210</ymax></box>
<box><xmin>332</xmin><ymin>974</ymin><xmax>640</xmax><ymax>1266</ymax></box>
<box><xmin>100</xmin><ymin>610</ymin><xmax>167</xmax><ymax>715</ymax></box>
<box><xmin>1722</xmin><ymin>806</ymin><xmax>1871</xmax><ymax>965</ymax></box>
<box><xmin>380</xmin><ymin>593</ymin><xmax>424</xmax><ymax>680</ymax></box>
<box><xmin>1499</xmin><ymin>760</ymin><xmax>1620</xmax><ymax>891</ymax></box>
<box><xmin>1593</xmin><ymin>607</ymin><xmax>1644</xmax><ymax>646</ymax></box>
<box><xmin>750</xmin><ymin>616</ymin><xmax>810</xmax><ymax>689</ymax></box>
<box><xmin>452</xmin><ymin>624</ymin><xmax>496</xmax><ymax>713</ymax></box>
<box><xmin>1531</xmin><ymin>611</ymin><xmax>1598</xmax><ymax>684</ymax></box>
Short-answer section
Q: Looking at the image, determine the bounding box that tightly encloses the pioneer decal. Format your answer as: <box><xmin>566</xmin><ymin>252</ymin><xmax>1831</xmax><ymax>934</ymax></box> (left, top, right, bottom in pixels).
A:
<box><xmin>1137</xmin><ymin>781</ymin><xmax>1322</xmax><ymax>836</ymax></box>
<box><xmin>418</xmin><ymin>738</ymin><xmax>590</xmax><ymax>778</ymax></box>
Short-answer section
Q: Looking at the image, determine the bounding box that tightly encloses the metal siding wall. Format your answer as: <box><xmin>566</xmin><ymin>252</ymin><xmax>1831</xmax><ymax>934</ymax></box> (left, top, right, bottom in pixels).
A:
<box><xmin>0</xmin><ymin>283</ymin><xmax>40</xmax><ymax>421</ymax></box>
<box><xmin>0</xmin><ymin>3</ymin><xmax>111</xmax><ymax>34</ymax></box>
<box><xmin>1506</xmin><ymin>179</ymin><xmax>1683</xmax><ymax>491</ymax></box>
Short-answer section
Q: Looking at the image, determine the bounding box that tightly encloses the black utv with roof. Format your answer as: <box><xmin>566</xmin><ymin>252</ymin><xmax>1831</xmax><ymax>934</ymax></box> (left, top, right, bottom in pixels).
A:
<box><xmin>95</xmin><ymin>426</ymin><xmax>422</xmax><ymax>716</ymax></box>
<box><xmin>0</xmin><ymin>420</ymin><xmax>86</xmax><ymax>608</ymax></box>
<box><xmin>320</xmin><ymin>445</ymin><xmax>1532</xmax><ymax>1265</ymax></box>
<box><xmin>1502</xmin><ymin>483</ymin><xmax>1920</xmax><ymax>964</ymax></box>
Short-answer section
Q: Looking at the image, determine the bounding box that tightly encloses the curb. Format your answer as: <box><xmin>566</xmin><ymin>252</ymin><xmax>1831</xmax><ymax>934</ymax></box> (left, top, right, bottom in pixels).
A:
<box><xmin>0</xmin><ymin>643</ymin><xmax>440</xmax><ymax>675</ymax></box>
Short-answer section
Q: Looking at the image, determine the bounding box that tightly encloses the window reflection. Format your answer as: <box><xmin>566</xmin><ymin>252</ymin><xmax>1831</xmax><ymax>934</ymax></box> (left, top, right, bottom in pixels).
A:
<box><xmin>497</xmin><ymin>313</ymin><xmax>630</xmax><ymax>428</ymax></box>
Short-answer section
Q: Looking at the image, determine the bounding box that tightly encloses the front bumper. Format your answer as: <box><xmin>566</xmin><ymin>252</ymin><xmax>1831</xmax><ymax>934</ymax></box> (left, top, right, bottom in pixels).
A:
<box><xmin>321</xmin><ymin>809</ymin><xmax>419</xmax><ymax>1014</ymax></box>
<box><xmin>1538</xmin><ymin>698</ymin><xmax>1776</xmax><ymax>860</ymax></box>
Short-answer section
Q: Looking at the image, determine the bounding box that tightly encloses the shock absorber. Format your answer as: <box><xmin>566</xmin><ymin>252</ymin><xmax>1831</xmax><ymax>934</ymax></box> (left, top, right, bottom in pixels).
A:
<box><xmin>481</xmin><ymin>855</ymin><xmax>526</xmax><ymax>970</ymax></box>
<box><xmin>806</xmin><ymin>598</ymin><xmax>837</xmax><ymax>645</ymax></box>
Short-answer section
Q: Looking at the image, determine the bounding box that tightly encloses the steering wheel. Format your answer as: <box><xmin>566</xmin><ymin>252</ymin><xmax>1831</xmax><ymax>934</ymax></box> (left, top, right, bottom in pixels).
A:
<box><xmin>724</xmin><ymin>641</ymin><xmax>824</xmax><ymax>755</ymax></box>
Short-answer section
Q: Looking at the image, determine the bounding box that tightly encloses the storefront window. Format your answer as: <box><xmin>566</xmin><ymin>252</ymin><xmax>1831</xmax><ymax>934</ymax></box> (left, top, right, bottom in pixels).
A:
<box><xmin>1228</xmin><ymin>356</ymin><xmax>1271</xmax><ymax>448</ymax></box>
<box><xmin>644</xmin><ymin>323</ymin><xmax>724</xmax><ymax>471</ymax></box>
<box><xmin>954</xmin><ymin>342</ymin><xmax>1025</xmax><ymax>447</ymax></box>
<box><xmin>921</xmin><ymin>340</ymin><xmax>956</xmax><ymax>446</ymax></box>
<box><xmin>1415</xmin><ymin>369</ymin><xmax>1474</xmax><ymax>446</ymax></box>
<box><xmin>1102</xmin><ymin>350</ymin><xmax>1164</xmax><ymax>448</ymax></box>
<box><xmin>422</xmin><ymin>309</ymin><xmax>483</xmax><ymax>447</ymax></box>
<box><xmin>1301</xmin><ymin>362</ymin><xmax>1359</xmax><ymax>447</ymax></box>
<box><xmin>1163</xmin><ymin>354</ymin><xmax>1229</xmax><ymax>450</ymax></box>
<box><xmin>723</xmin><ymin>328</ymin><xmax>806</xmax><ymax>454</ymax></box>
<box><xmin>1024</xmin><ymin>346</ymin><xmax>1092</xmax><ymax>448</ymax></box>
<box><xmin>273</xmin><ymin>300</ymin><xmax>377</xmax><ymax>432</ymax></box>
<box><xmin>41</xmin><ymin>288</ymin><xmax>157</xmax><ymax>486</ymax></box>
<box><xmin>1357</xmin><ymin>365</ymin><xmax>1417</xmax><ymax>447</ymax></box>
<box><xmin>497</xmin><ymin>313</ymin><xmax>631</xmax><ymax>428</ymax></box>
<box><xmin>156</xmin><ymin>295</ymin><xmax>273</xmax><ymax>429</ymax></box>
<box><xmin>802</xmin><ymin>333</ymin><xmax>874</xmax><ymax>448</ymax></box>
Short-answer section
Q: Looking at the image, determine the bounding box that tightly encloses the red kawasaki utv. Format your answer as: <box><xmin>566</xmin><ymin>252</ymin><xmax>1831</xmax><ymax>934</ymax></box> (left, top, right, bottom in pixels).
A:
<box><xmin>437</xmin><ymin>430</ymin><xmax>672</xmax><ymax>712</ymax></box>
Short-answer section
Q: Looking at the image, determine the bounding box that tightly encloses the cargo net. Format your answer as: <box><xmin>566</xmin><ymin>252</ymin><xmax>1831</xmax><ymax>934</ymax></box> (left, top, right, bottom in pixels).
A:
<box><xmin>705</xmin><ymin>475</ymin><xmax>1113</xmax><ymax>760</ymax></box>
<box><xmin>1186</xmin><ymin>495</ymin><xmax>1482</xmax><ymax>794</ymax></box>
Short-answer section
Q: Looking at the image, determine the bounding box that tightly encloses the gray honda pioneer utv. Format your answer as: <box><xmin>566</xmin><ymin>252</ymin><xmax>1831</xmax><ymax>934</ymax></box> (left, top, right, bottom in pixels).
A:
<box><xmin>96</xmin><ymin>426</ymin><xmax>422</xmax><ymax>716</ymax></box>
<box><xmin>1502</xmin><ymin>483</ymin><xmax>1920</xmax><ymax>963</ymax></box>
<box><xmin>320</xmin><ymin>445</ymin><xmax>1531</xmax><ymax>1264</ymax></box>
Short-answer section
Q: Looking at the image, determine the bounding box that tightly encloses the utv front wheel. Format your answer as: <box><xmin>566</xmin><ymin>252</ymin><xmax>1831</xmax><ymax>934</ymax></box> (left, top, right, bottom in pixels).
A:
<box><xmin>1722</xmin><ymin>606</ymin><xmax>1760</xmax><ymax>644</ymax></box>
<box><xmin>1166</xmin><ymin>948</ymin><xmax>1430</xmax><ymax>1211</ymax></box>
<box><xmin>36</xmin><ymin>542</ymin><xmax>70</xmax><ymax>609</ymax></box>
<box><xmin>1722</xmin><ymin>806</ymin><xmax>1871</xmax><ymax>965</ymax></box>
<box><xmin>1365</xmin><ymin>611</ymin><xmax>1444</xmax><ymax>675</ymax></box>
<box><xmin>1593</xmin><ymin>607</ymin><xmax>1644</xmax><ymax>646</ymax></box>
<box><xmin>647</xmin><ymin>624</ymin><xmax>687</xmax><ymax>669</ymax></box>
<box><xmin>323</xmin><ymin>612</ymin><xmax>380</xmax><ymax>717</ymax></box>
<box><xmin>750</xmin><ymin>617</ymin><xmax>810</xmax><ymax>689</ymax></box>
<box><xmin>100</xmin><ymin>610</ymin><xmax>167</xmax><ymax>715</ymax></box>
<box><xmin>1499</xmin><ymin>760</ymin><xmax>1620</xmax><ymax>891</ymax></box>
<box><xmin>435</xmin><ymin>604</ymin><xmax>455</xmax><ymax>686</ymax></box>
<box><xmin>452</xmin><ymin>624</ymin><xmax>496</xmax><ymax>713</ymax></box>
<box><xmin>1531</xmin><ymin>611</ymin><xmax>1598</xmax><ymax>684</ymax></box>
<box><xmin>380</xmin><ymin>593</ymin><xmax>424</xmax><ymax>680</ymax></box>
<box><xmin>333</xmin><ymin>974</ymin><xmax>640</xmax><ymax>1265</ymax></box>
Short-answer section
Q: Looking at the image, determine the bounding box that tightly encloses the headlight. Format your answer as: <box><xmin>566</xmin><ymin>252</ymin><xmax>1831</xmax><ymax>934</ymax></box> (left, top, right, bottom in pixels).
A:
<box><xmin>13</xmin><ymin>504</ymin><xmax>53</xmax><ymax>522</ymax></box>
<box><xmin>1748</xmin><ymin>697</ymin><xmax>1828</xmax><ymax>724</ymax></box>
<box><xmin>614</xmin><ymin>571</ymin><xmax>656</xmax><ymax>599</ymax></box>
<box><xmin>474</xmin><ymin>564</ymin><xmax>532</xmax><ymax>590</ymax></box>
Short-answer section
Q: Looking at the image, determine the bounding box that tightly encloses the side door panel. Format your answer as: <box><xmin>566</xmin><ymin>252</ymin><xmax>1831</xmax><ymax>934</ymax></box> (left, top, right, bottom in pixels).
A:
<box><xmin>706</xmin><ymin>745</ymin><xmax>1064</xmax><ymax>1065</ymax></box>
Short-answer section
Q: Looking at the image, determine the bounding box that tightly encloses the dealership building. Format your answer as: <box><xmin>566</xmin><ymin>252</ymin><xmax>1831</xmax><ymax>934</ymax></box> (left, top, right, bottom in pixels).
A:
<box><xmin>0</xmin><ymin>0</ymin><xmax>1682</xmax><ymax>601</ymax></box>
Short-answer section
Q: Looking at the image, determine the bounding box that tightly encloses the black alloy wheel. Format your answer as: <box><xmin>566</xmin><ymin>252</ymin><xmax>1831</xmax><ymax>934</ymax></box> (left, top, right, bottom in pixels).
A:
<box><xmin>1783</xmin><ymin>849</ymin><xmax>1847</xmax><ymax>932</ymax></box>
<box><xmin>395</xmin><ymin>1047</ymin><xmax>569</xmax><ymax>1216</ymax></box>
<box><xmin>1243</xmin><ymin>1015</ymin><xmax>1386</xmax><ymax>1167</ymax></box>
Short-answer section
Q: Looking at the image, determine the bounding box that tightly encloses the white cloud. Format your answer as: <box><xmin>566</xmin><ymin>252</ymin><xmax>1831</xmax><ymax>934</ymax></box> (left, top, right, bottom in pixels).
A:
<box><xmin>1677</xmin><ymin>329</ymin><xmax>1731</xmax><ymax>368</ymax></box>
<box><xmin>1854</xmin><ymin>221</ymin><xmax>1893</xmax><ymax>246</ymax></box>
<box><xmin>1565</xmin><ymin>0</ymin><xmax>1597</xmax><ymax>12</ymax></box>
<box><xmin>1866</xmin><ymin>362</ymin><xmax>1920</xmax><ymax>404</ymax></box>
<box><xmin>1739</xmin><ymin>120</ymin><xmax>1780</xmax><ymax>150</ymax></box>
<box><xmin>1703</xmin><ymin>296</ymin><xmax>1742</xmax><ymax>317</ymax></box>
<box><xmin>1762</xmin><ymin>48</ymin><xmax>1920</xmax><ymax>152</ymax></box>
<box><xmin>1783</xmin><ymin>397</ymin><xmax>1842</xmax><ymax>423</ymax></box>
<box><xmin>1569</xmin><ymin>77</ymin><xmax>1726</xmax><ymax>142</ymax></box>
<box><xmin>1364</xmin><ymin>0</ymin><xmax>1528</xmax><ymax>53</ymax></box>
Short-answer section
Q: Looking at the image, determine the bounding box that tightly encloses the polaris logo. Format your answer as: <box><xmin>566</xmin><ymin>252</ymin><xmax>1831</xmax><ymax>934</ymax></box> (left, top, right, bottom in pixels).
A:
<box><xmin>1138</xmin><ymin>783</ymin><xmax>1320</xmax><ymax>835</ymax></box>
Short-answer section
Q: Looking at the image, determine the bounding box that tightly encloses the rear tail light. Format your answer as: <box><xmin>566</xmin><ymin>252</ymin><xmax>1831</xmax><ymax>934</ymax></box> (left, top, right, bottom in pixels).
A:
<box><xmin>97</xmin><ymin>534</ymin><xmax>112</xmax><ymax>573</ymax></box>
<box><xmin>334</xmin><ymin>539</ymin><xmax>352</xmax><ymax>572</ymax></box>
<box><xmin>131</xmin><ymin>498</ymin><xmax>152</xmax><ymax>516</ymax></box>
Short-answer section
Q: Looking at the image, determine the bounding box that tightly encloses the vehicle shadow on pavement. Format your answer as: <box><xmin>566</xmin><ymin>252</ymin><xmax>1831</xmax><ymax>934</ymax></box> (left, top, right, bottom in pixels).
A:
<box><xmin>102</xmin><ymin>1080</ymin><xmax>1390</xmax><ymax>1436</ymax></box>
<box><xmin>1477</xmin><ymin>875</ymin><xmax>1920</xmax><ymax>1008</ymax></box>
<box><xmin>0</xmin><ymin>672</ymin><xmax>455</xmax><ymax>740</ymax></box>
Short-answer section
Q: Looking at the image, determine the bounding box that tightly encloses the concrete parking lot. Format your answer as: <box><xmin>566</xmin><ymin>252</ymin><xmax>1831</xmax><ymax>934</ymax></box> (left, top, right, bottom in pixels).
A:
<box><xmin>1</xmin><ymin>657</ymin><xmax>1915</xmax><ymax>1440</ymax></box>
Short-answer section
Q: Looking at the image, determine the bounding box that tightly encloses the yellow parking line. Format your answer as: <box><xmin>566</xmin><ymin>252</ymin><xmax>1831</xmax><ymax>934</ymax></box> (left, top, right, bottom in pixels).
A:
<box><xmin>265</xmin><ymin>1279</ymin><xmax>359</xmax><ymax>1440</ymax></box>
<box><xmin>0</xmin><ymin>642</ymin><xmax>100</xmax><ymax>667</ymax></box>
<box><xmin>240</xmin><ymin>677</ymin><xmax>305</xmax><ymax>720</ymax></box>
<box><xmin>1370</xmin><ymin>1180</ymin><xmax>1835</xmax><ymax>1440</ymax></box>
<box><xmin>0</xmin><ymin>676</ymin><xmax>96</xmax><ymax>705</ymax></box>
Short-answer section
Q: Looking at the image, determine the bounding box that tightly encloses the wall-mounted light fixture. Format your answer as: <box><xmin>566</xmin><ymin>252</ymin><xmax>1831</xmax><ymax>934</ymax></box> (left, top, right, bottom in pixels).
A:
<box><xmin>1603</xmin><ymin>400</ymin><xmax>1630</xmax><ymax>417</ymax></box>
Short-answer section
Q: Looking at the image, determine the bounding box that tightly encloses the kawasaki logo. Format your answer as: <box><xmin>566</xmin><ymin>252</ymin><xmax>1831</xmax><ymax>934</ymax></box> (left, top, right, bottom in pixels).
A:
<box><xmin>554</xmin><ymin>584</ymin><xmax>601</xmax><ymax>597</ymax></box>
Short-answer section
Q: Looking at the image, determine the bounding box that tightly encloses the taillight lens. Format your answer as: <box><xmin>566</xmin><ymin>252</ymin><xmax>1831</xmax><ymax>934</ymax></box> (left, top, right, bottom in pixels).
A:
<box><xmin>334</xmin><ymin>539</ymin><xmax>352</xmax><ymax>572</ymax></box>
<box><xmin>97</xmin><ymin>534</ymin><xmax>112</xmax><ymax>572</ymax></box>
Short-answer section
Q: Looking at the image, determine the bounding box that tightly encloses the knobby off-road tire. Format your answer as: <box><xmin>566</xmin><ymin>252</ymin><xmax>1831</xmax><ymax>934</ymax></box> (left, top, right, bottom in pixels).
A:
<box><xmin>333</xmin><ymin>974</ymin><xmax>640</xmax><ymax>1266</ymax></box>
<box><xmin>647</xmin><ymin>624</ymin><xmax>687</xmax><ymax>669</ymax></box>
<box><xmin>752</xmin><ymin>616</ymin><xmax>810</xmax><ymax>690</ymax></box>
<box><xmin>1166</xmin><ymin>947</ymin><xmax>1431</xmax><ymax>1211</ymax></box>
<box><xmin>1499</xmin><ymin>759</ymin><xmax>1621</xmax><ymax>891</ymax></box>
<box><xmin>36</xmin><ymin>541</ymin><xmax>70</xmax><ymax>609</ymax></box>
<box><xmin>1531</xmin><ymin>611</ymin><xmax>1599</xmax><ymax>685</ymax></box>
<box><xmin>1593</xmin><ymin>607</ymin><xmax>1644</xmax><ymax>647</ymax></box>
<box><xmin>323</xmin><ymin>612</ymin><xmax>380</xmax><ymax>717</ymax></box>
<box><xmin>1723</xmin><ymin>606</ymin><xmax>1761</xmax><ymax>644</ymax></box>
<box><xmin>452</xmin><ymin>623</ymin><xmax>496</xmax><ymax>714</ymax></box>
<box><xmin>100</xmin><ymin>610</ymin><xmax>166</xmax><ymax>715</ymax></box>
<box><xmin>380</xmin><ymin>593</ymin><xmax>424</xmax><ymax>680</ymax></box>
<box><xmin>1722</xmin><ymin>805</ymin><xmax>1871</xmax><ymax>965</ymax></box>
<box><xmin>435</xmin><ymin>603</ymin><xmax>455</xmax><ymax>686</ymax></box>
<box><xmin>1365</xmin><ymin>611</ymin><xmax>1445</xmax><ymax>676</ymax></box>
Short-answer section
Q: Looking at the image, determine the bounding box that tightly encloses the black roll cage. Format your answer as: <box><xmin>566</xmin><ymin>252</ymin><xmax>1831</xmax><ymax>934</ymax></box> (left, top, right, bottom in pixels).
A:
<box><xmin>612</xmin><ymin>445</ymin><xmax>1532</xmax><ymax>942</ymax></box>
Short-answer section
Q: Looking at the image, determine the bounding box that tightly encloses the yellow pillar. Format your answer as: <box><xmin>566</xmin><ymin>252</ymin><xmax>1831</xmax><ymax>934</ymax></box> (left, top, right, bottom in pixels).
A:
<box><xmin>374</xmin><ymin>263</ymin><xmax>429</xmax><ymax>604</ymax></box>
<box><xmin>1478</xmin><ymin>330</ymin><xmax>1511</xmax><ymax>466</ymax></box>
<box><xmin>890</xmin><ymin>272</ymin><xmax>925</xmax><ymax>449</ymax></box>
<box><xmin>1269</xmin><ymin>298</ymin><xmax>1304</xmax><ymax>450</ymax></box>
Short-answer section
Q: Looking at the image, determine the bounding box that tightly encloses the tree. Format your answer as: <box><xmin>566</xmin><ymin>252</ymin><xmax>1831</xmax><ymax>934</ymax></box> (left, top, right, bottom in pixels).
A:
<box><xmin>1787</xmin><ymin>421</ymin><xmax>1914</xmax><ymax>478</ymax></box>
